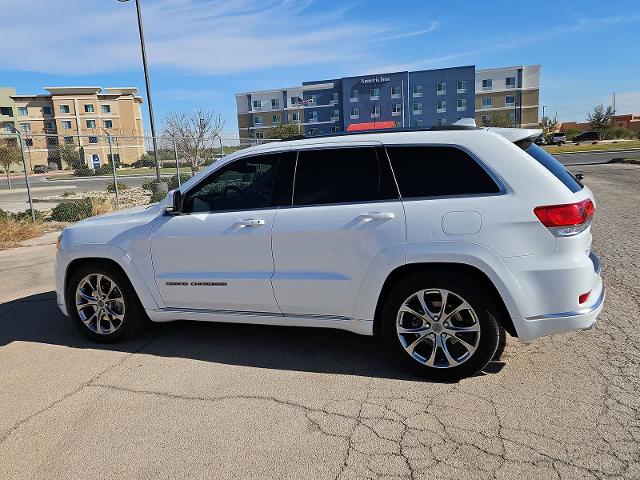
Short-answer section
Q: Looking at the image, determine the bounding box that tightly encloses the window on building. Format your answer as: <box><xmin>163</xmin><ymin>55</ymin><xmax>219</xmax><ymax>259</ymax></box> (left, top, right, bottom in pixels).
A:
<box><xmin>271</xmin><ymin>98</ymin><xmax>280</xmax><ymax>109</ymax></box>
<box><xmin>331</xmin><ymin>92</ymin><xmax>339</xmax><ymax>103</ymax></box>
<box><xmin>457</xmin><ymin>80</ymin><xmax>467</xmax><ymax>93</ymax></box>
<box><xmin>436</xmin><ymin>118</ymin><xmax>447</xmax><ymax>126</ymax></box>
<box><xmin>86</xmin><ymin>120</ymin><xmax>96</xmax><ymax>128</ymax></box>
<box><xmin>293</xmin><ymin>148</ymin><xmax>397</xmax><ymax>206</ymax></box>
<box><xmin>413</xmin><ymin>85</ymin><xmax>423</xmax><ymax>97</ymax></box>
<box><xmin>48</xmin><ymin>137</ymin><xmax>59</xmax><ymax>146</ymax></box>
<box><xmin>350</xmin><ymin>106</ymin><xmax>359</xmax><ymax>119</ymax></box>
<box><xmin>20</xmin><ymin>122</ymin><xmax>30</xmax><ymax>132</ymax></box>
<box><xmin>64</xmin><ymin>136</ymin><xmax>74</xmax><ymax>144</ymax></box>
<box><xmin>25</xmin><ymin>138</ymin><xmax>33</xmax><ymax>147</ymax></box>
<box><xmin>60</xmin><ymin>104</ymin><xmax>70</xmax><ymax>114</ymax></box>
<box><xmin>391</xmin><ymin>85</ymin><xmax>401</xmax><ymax>97</ymax></box>
<box><xmin>331</xmin><ymin>109</ymin><xmax>340</xmax><ymax>120</ymax></box>
<box><xmin>482</xmin><ymin>79</ymin><xmax>492</xmax><ymax>90</ymax></box>
<box><xmin>481</xmin><ymin>114</ymin><xmax>491</xmax><ymax>125</ymax></box>
<box><xmin>457</xmin><ymin>98</ymin><xmax>466</xmax><ymax>111</ymax></box>
<box><xmin>291</xmin><ymin>112</ymin><xmax>300</xmax><ymax>122</ymax></box>
<box><xmin>392</xmin><ymin>103</ymin><xmax>402</xmax><ymax>116</ymax></box>
<box><xmin>18</xmin><ymin>107</ymin><xmax>28</xmax><ymax>116</ymax></box>
<box><xmin>290</xmin><ymin>96</ymin><xmax>299</xmax><ymax>106</ymax></box>
<box><xmin>436</xmin><ymin>82</ymin><xmax>446</xmax><ymax>95</ymax></box>
<box><xmin>89</xmin><ymin>136</ymin><xmax>98</xmax><ymax>144</ymax></box>
<box><xmin>506</xmin><ymin>77</ymin><xmax>516</xmax><ymax>88</ymax></box>
<box><xmin>309</xmin><ymin>111</ymin><xmax>318</xmax><ymax>122</ymax></box>
<box><xmin>103</xmin><ymin>120</ymin><xmax>113</xmax><ymax>129</ymax></box>
<box><xmin>350</xmin><ymin>89</ymin><xmax>358</xmax><ymax>101</ymax></box>
<box><xmin>415</xmin><ymin>119</ymin><xmax>423</xmax><ymax>127</ymax></box>
<box><xmin>386</xmin><ymin>146</ymin><xmax>500</xmax><ymax>198</ymax></box>
<box><xmin>272</xmin><ymin>114</ymin><xmax>281</xmax><ymax>124</ymax></box>
<box><xmin>84</xmin><ymin>104</ymin><xmax>94</xmax><ymax>113</ymax></box>
<box><xmin>45</xmin><ymin>120</ymin><xmax>56</xmax><ymax>131</ymax></box>
<box><xmin>481</xmin><ymin>97</ymin><xmax>492</xmax><ymax>108</ymax></box>
<box><xmin>255</xmin><ymin>132</ymin><xmax>264</xmax><ymax>139</ymax></box>
<box><xmin>371</xmin><ymin>104</ymin><xmax>380</xmax><ymax>118</ymax></box>
<box><xmin>437</xmin><ymin>100</ymin><xmax>447</xmax><ymax>113</ymax></box>
<box><xmin>370</xmin><ymin>88</ymin><xmax>380</xmax><ymax>100</ymax></box>
<box><xmin>505</xmin><ymin>95</ymin><xmax>515</xmax><ymax>106</ymax></box>
<box><xmin>1</xmin><ymin>107</ymin><xmax>13</xmax><ymax>116</ymax></box>
<box><xmin>42</xmin><ymin>106</ymin><xmax>53</xmax><ymax>115</ymax></box>
<box><xmin>252</xmin><ymin>100</ymin><xmax>262</xmax><ymax>110</ymax></box>
<box><xmin>101</xmin><ymin>105</ymin><xmax>111</xmax><ymax>113</ymax></box>
<box><xmin>62</xmin><ymin>120</ymin><xmax>72</xmax><ymax>130</ymax></box>
<box><xmin>331</xmin><ymin>126</ymin><xmax>340</xmax><ymax>133</ymax></box>
<box><xmin>413</xmin><ymin>102</ymin><xmax>422</xmax><ymax>114</ymax></box>
<box><xmin>107</xmin><ymin>154</ymin><xmax>121</xmax><ymax>164</ymax></box>
<box><xmin>254</xmin><ymin>115</ymin><xmax>263</xmax><ymax>126</ymax></box>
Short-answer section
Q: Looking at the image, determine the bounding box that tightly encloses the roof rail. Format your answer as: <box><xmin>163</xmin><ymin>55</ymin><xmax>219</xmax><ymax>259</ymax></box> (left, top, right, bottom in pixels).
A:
<box><xmin>279</xmin><ymin>125</ymin><xmax>480</xmax><ymax>141</ymax></box>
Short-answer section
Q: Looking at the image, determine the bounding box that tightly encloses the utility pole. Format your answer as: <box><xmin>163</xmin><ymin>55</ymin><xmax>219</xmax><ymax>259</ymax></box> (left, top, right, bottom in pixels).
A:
<box><xmin>612</xmin><ymin>92</ymin><xmax>616</xmax><ymax>127</ymax></box>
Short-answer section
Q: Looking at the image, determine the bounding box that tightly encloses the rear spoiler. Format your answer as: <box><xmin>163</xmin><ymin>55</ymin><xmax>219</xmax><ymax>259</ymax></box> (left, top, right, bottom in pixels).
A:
<box><xmin>452</xmin><ymin>119</ymin><xmax>542</xmax><ymax>143</ymax></box>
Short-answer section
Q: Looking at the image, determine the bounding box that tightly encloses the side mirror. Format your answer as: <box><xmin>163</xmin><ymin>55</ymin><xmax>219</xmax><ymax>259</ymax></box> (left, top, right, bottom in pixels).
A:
<box><xmin>165</xmin><ymin>189</ymin><xmax>182</xmax><ymax>214</ymax></box>
<box><xmin>575</xmin><ymin>173</ymin><xmax>585</xmax><ymax>181</ymax></box>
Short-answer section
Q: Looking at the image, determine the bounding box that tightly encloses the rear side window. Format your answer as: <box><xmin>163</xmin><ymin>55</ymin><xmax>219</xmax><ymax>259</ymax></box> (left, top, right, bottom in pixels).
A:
<box><xmin>293</xmin><ymin>147</ymin><xmax>398</xmax><ymax>206</ymax></box>
<box><xmin>516</xmin><ymin>140</ymin><xmax>583</xmax><ymax>193</ymax></box>
<box><xmin>386</xmin><ymin>146</ymin><xmax>501</xmax><ymax>198</ymax></box>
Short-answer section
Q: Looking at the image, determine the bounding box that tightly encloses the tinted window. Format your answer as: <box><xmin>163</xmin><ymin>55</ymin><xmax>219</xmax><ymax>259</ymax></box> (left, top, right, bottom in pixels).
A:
<box><xmin>387</xmin><ymin>146</ymin><xmax>500</xmax><ymax>198</ymax></box>
<box><xmin>293</xmin><ymin>147</ymin><xmax>398</xmax><ymax>206</ymax></box>
<box><xmin>516</xmin><ymin>140</ymin><xmax>583</xmax><ymax>193</ymax></box>
<box><xmin>182</xmin><ymin>152</ymin><xmax>295</xmax><ymax>213</ymax></box>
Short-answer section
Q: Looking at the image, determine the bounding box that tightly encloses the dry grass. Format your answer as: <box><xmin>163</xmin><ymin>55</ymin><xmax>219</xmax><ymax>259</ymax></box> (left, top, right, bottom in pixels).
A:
<box><xmin>0</xmin><ymin>219</ymin><xmax>47</xmax><ymax>250</ymax></box>
<box><xmin>89</xmin><ymin>197</ymin><xmax>115</xmax><ymax>216</ymax></box>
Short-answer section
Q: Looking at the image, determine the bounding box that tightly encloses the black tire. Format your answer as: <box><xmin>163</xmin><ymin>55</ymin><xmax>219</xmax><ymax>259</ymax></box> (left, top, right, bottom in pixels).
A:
<box><xmin>66</xmin><ymin>261</ymin><xmax>147</xmax><ymax>343</ymax></box>
<box><xmin>381</xmin><ymin>270</ymin><xmax>500</xmax><ymax>382</ymax></box>
<box><xmin>493</xmin><ymin>326</ymin><xmax>507</xmax><ymax>361</ymax></box>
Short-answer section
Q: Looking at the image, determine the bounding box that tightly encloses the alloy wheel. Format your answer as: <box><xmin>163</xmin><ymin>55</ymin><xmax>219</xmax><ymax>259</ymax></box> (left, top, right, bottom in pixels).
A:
<box><xmin>75</xmin><ymin>273</ymin><xmax>126</xmax><ymax>335</ymax></box>
<box><xmin>396</xmin><ymin>288</ymin><xmax>480</xmax><ymax>368</ymax></box>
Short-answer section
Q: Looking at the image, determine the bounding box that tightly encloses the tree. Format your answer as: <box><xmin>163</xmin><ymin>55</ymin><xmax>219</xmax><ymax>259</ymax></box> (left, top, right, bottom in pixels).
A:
<box><xmin>0</xmin><ymin>141</ymin><xmax>21</xmax><ymax>189</ymax></box>
<box><xmin>539</xmin><ymin>116</ymin><xmax>558</xmax><ymax>139</ymax></box>
<box><xmin>264</xmin><ymin>122</ymin><xmax>301</xmax><ymax>140</ymax></box>
<box><xmin>58</xmin><ymin>143</ymin><xmax>84</xmax><ymax>170</ymax></box>
<box><xmin>163</xmin><ymin>110</ymin><xmax>225</xmax><ymax>174</ymax></box>
<box><xmin>481</xmin><ymin>111</ymin><xmax>515</xmax><ymax>128</ymax></box>
<box><xmin>588</xmin><ymin>104</ymin><xmax>614</xmax><ymax>132</ymax></box>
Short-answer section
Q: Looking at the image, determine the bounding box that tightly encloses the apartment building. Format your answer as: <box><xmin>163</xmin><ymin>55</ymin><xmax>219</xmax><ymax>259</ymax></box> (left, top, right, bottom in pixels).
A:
<box><xmin>236</xmin><ymin>66</ymin><xmax>476</xmax><ymax>141</ymax></box>
<box><xmin>475</xmin><ymin>65</ymin><xmax>540</xmax><ymax>128</ymax></box>
<box><xmin>0</xmin><ymin>86</ymin><xmax>146</xmax><ymax>170</ymax></box>
<box><xmin>236</xmin><ymin>64</ymin><xmax>541</xmax><ymax>140</ymax></box>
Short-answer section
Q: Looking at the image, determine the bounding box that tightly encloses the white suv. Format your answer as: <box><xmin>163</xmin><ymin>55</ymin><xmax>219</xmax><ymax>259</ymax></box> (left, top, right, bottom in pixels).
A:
<box><xmin>55</xmin><ymin>127</ymin><xmax>604</xmax><ymax>381</ymax></box>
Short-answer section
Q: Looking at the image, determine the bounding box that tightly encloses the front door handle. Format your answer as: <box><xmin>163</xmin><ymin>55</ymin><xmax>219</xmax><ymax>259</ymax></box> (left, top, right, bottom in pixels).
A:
<box><xmin>238</xmin><ymin>218</ymin><xmax>265</xmax><ymax>228</ymax></box>
<box><xmin>359</xmin><ymin>212</ymin><xmax>395</xmax><ymax>221</ymax></box>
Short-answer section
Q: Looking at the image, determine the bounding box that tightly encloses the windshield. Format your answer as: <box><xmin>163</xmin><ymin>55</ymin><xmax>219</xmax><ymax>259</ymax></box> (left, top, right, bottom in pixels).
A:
<box><xmin>516</xmin><ymin>140</ymin><xmax>583</xmax><ymax>193</ymax></box>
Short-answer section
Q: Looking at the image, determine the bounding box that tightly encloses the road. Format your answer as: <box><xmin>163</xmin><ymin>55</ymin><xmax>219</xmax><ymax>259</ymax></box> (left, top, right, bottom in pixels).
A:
<box><xmin>0</xmin><ymin>163</ymin><xmax>638</xmax><ymax>479</ymax></box>
<box><xmin>554</xmin><ymin>149</ymin><xmax>639</xmax><ymax>165</ymax></box>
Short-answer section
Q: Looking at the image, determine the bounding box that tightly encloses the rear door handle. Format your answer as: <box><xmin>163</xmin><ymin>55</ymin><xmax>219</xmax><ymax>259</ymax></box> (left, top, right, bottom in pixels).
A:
<box><xmin>238</xmin><ymin>218</ymin><xmax>265</xmax><ymax>227</ymax></box>
<box><xmin>359</xmin><ymin>212</ymin><xmax>395</xmax><ymax>221</ymax></box>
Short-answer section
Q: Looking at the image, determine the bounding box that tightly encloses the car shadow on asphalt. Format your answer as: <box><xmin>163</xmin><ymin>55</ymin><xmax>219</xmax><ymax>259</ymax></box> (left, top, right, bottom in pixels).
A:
<box><xmin>0</xmin><ymin>291</ymin><xmax>505</xmax><ymax>381</ymax></box>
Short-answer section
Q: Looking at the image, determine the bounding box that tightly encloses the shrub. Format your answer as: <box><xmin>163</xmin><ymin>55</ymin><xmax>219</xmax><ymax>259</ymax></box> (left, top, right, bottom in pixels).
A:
<box><xmin>94</xmin><ymin>164</ymin><xmax>114</xmax><ymax>176</ymax></box>
<box><xmin>50</xmin><ymin>200</ymin><xmax>93</xmax><ymax>222</ymax></box>
<box><xmin>61</xmin><ymin>191</ymin><xmax>75</xmax><ymax>197</ymax></box>
<box><xmin>149</xmin><ymin>191</ymin><xmax>167</xmax><ymax>204</ymax></box>
<box><xmin>132</xmin><ymin>154</ymin><xmax>156</xmax><ymax>168</ymax></box>
<box><xmin>167</xmin><ymin>173</ymin><xmax>192</xmax><ymax>191</ymax></box>
<box><xmin>73</xmin><ymin>167</ymin><xmax>94</xmax><ymax>177</ymax></box>
<box><xmin>0</xmin><ymin>208</ymin><xmax>8</xmax><ymax>221</ymax></box>
<box><xmin>106</xmin><ymin>181</ymin><xmax>128</xmax><ymax>193</ymax></box>
<box><xmin>11</xmin><ymin>209</ymin><xmax>45</xmax><ymax>222</ymax></box>
<box><xmin>141</xmin><ymin>179</ymin><xmax>155</xmax><ymax>191</ymax></box>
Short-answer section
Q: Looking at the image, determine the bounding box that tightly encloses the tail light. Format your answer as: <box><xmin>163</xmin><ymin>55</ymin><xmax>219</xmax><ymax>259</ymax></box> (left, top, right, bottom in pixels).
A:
<box><xmin>534</xmin><ymin>199</ymin><xmax>595</xmax><ymax>236</ymax></box>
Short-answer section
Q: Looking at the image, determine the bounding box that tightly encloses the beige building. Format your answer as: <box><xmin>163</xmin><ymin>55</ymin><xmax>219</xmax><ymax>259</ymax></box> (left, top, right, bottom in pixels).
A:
<box><xmin>0</xmin><ymin>86</ymin><xmax>146</xmax><ymax>171</ymax></box>
<box><xmin>475</xmin><ymin>65</ymin><xmax>540</xmax><ymax>128</ymax></box>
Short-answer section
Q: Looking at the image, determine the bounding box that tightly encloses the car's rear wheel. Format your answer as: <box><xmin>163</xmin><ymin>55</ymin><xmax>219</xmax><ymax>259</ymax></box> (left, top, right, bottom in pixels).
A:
<box><xmin>67</xmin><ymin>262</ymin><xmax>146</xmax><ymax>343</ymax></box>
<box><xmin>381</xmin><ymin>270</ymin><xmax>500</xmax><ymax>381</ymax></box>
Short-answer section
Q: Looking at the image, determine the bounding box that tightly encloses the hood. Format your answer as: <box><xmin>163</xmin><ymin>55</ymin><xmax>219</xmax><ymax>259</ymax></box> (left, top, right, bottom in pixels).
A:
<box><xmin>63</xmin><ymin>202</ymin><xmax>164</xmax><ymax>247</ymax></box>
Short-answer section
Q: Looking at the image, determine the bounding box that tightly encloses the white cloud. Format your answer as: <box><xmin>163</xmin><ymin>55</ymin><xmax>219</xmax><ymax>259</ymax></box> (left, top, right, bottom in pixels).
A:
<box><xmin>0</xmin><ymin>0</ymin><xmax>439</xmax><ymax>76</ymax></box>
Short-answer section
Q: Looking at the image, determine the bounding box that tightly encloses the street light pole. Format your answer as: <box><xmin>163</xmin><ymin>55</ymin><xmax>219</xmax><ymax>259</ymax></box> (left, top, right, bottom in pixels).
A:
<box><xmin>118</xmin><ymin>0</ymin><xmax>165</xmax><ymax>191</ymax></box>
<box><xmin>6</xmin><ymin>125</ymin><xmax>35</xmax><ymax>221</ymax></box>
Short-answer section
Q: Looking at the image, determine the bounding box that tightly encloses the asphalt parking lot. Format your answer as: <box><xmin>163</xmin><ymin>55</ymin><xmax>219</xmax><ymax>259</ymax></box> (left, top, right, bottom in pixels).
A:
<box><xmin>0</xmin><ymin>163</ymin><xmax>638</xmax><ymax>480</ymax></box>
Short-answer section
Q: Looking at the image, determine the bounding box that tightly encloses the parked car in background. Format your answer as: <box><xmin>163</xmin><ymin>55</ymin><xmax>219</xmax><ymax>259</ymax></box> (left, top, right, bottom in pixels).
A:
<box><xmin>33</xmin><ymin>164</ymin><xmax>51</xmax><ymax>174</ymax></box>
<box><xmin>534</xmin><ymin>134</ymin><xmax>545</xmax><ymax>145</ymax></box>
<box><xmin>573</xmin><ymin>131</ymin><xmax>601</xmax><ymax>143</ymax></box>
<box><xmin>55</xmin><ymin>127</ymin><xmax>604</xmax><ymax>381</ymax></box>
<box><xmin>549</xmin><ymin>132</ymin><xmax>566</xmax><ymax>145</ymax></box>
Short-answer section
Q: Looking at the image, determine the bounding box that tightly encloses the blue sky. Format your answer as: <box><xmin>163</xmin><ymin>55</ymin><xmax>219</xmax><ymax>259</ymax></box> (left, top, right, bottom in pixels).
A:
<box><xmin>1</xmin><ymin>0</ymin><xmax>639</xmax><ymax>138</ymax></box>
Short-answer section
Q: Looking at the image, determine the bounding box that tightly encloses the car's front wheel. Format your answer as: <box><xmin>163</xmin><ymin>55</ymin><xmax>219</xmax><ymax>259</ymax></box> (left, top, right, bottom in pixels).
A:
<box><xmin>381</xmin><ymin>270</ymin><xmax>500</xmax><ymax>381</ymax></box>
<box><xmin>67</xmin><ymin>262</ymin><xmax>146</xmax><ymax>342</ymax></box>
